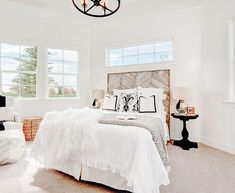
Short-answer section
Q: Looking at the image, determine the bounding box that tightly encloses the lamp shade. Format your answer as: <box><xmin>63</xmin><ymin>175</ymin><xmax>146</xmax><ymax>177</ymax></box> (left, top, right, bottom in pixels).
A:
<box><xmin>91</xmin><ymin>89</ymin><xmax>104</xmax><ymax>99</ymax></box>
<box><xmin>172</xmin><ymin>86</ymin><xmax>190</xmax><ymax>100</ymax></box>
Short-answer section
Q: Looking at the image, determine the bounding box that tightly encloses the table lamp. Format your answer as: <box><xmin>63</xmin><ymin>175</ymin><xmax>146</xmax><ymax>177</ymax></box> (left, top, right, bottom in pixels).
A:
<box><xmin>91</xmin><ymin>89</ymin><xmax>104</xmax><ymax>108</ymax></box>
<box><xmin>173</xmin><ymin>86</ymin><xmax>190</xmax><ymax>114</ymax></box>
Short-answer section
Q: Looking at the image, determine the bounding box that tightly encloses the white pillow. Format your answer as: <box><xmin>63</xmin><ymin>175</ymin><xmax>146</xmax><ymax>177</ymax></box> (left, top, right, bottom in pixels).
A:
<box><xmin>113</xmin><ymin>88</ymin><xmax>137</xmax><ymax>96</ymax></box>
<box><xmin>102</xmin><ymin>94</ymin><xmax>118</xmax><ymax>111</ymax></box>
<box><xmin>0</xmin><ymin>107</ymin><xmax>14</xmax><ymax>121</ymax></box>
<box><xmin>137</xmin><ymin>86</ymin><xmax>166</xmax><ymax>113</ymax></box>
<box><xmin>137</xmin><ymin>86</ymin><xmax>164</xmax><ymax>97</ymax></box>
<box><xmin>139</xmin><ymin>95</ymin><xmax>157</xmax><ymax>113</ymax></box>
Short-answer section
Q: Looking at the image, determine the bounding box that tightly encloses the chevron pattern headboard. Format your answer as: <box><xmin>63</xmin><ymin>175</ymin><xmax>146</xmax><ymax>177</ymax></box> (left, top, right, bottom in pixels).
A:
<box><xmin>107</xmin><ymin>70</ymin><xmax>170</xmax><ymax>128</ymax></box>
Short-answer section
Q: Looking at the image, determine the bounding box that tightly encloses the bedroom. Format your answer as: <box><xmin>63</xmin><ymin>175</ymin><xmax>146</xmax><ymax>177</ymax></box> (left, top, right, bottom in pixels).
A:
<box><xmin>0</xmin><ymin>0</ymin><xmax>235</xmax><ymax>193</ymax></box>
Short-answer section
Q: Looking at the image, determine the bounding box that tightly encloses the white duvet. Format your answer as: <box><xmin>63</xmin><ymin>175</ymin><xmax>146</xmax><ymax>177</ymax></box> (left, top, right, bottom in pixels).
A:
<box><xmin>31</xmin><ymin>107</ymin><xmax>169</xmax><ymax>193</ymax></box>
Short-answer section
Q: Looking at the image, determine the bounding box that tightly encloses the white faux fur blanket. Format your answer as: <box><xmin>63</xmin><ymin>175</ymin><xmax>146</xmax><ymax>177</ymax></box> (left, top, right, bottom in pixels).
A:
<box><xmin>31</xmin><ymin>107</ymin><xmax>102</xmax><ymax>163</ymax></box>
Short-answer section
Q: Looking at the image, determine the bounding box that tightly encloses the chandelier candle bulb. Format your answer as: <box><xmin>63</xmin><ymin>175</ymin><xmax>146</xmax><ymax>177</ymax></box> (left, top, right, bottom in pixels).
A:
<box><xmin>81</xmin><ymin>0</ymin><xmax>89</xmax><ymax>6</ymax></box>
<box><xmin>101</xmin><ymin>0</ymin><xmax>109</xmax><ymax>8</ymax></box>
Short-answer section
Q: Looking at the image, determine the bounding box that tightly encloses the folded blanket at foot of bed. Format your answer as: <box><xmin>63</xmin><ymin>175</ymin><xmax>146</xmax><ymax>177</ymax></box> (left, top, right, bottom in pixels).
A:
<box><xmin>98</xmin><ymin>113</ymin><xmax>169</xmax><ymax>168</ymax></box>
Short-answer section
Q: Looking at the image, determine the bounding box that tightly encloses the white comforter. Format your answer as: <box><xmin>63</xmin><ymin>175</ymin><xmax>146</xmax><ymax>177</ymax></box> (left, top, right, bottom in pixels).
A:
<box><xmin>31</xmin><ymin>108</ymin><xmax>169</xmax><ymax>193</ymax></box>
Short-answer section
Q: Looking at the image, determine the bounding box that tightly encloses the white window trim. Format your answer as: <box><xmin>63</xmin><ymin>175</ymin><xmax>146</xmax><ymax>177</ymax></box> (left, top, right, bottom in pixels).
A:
<box><xmin>46</xmin><ymin>48</ymin><xmax>80</xmax><ymax>99</ymax></box>
<box><xmin>0</xmin><ymin>42</ymin><xmax>81</xmax><ymax>100</ymax></box>
<box><xmin>106</xmin><ymin>38</ymin><xmax>175</xmax><ymax>67</ymax></box>
<box><xmin>0</xmin><ymin>43</ymin><xmax>37</xmax><ymax>98</ymax></box>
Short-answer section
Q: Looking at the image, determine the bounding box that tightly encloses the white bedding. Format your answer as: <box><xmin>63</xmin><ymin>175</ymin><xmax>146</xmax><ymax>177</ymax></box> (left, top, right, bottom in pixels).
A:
<box><xmin>101</xmin><ymin>110</ymin><xmax>170</xmax><ymax>142</ymax></box>
<box><xmin>31</xmin><ymin>108</ymin><xmax>169</xmax><ymax>193</ymax></box>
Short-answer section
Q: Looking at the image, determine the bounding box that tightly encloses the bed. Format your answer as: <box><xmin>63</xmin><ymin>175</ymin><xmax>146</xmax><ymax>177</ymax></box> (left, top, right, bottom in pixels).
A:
<box><xmin>31</xmin><ymin>70</ymin><xmax>170</xmax><ymax>193</ymax></box>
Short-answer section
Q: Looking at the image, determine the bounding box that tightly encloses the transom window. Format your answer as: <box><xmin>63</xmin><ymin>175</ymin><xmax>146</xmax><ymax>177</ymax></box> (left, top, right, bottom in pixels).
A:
<box><xmin>0</xmin><ymin>43</ymin><xmax>37</xmax><ymax>98</ymax></box>
<box><xmin>107</xmin><ymin>40</ymin><xmax>173</xmax><ymax>67</ymax></box>
<box><xmin>47</xmin><ymin>49</ymin><xmax>79</xmax><ymax>98</ymax></box>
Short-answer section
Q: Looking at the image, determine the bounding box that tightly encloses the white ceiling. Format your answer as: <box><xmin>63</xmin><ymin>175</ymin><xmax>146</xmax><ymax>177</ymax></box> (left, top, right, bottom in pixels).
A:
<box><xmin>2</xmin><ymin>0</ymin><xmax>138</xmax><ymax>13</ymax></box>
<box><xmin>0</xmin><ymin>0</ymin><xmax>202</xmax><ymax>28</ymax></box>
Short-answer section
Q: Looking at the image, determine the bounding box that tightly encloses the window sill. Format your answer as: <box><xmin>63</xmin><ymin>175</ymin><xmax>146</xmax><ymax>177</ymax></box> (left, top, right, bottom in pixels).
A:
<box><xmin>15</xmin><ymin>97</ymin><xmax>81</xmax><ymax>102</ymax></box>
<box><xmin>105</xmin><ymin>61</ymin><xmax>175</xmax><ymax>70</ymax></box>
<box><xmin>46</xmin><ymin>97</ymin><xmax>80</xmax><ymax>100</ymax></box>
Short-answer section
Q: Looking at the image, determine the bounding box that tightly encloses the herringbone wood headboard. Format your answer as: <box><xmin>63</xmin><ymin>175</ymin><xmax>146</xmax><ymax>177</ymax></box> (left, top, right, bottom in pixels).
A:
<box><xmin>107</xmin><ymin>70</ymin><xmax>170</xmax><ymax>128</ymax></box>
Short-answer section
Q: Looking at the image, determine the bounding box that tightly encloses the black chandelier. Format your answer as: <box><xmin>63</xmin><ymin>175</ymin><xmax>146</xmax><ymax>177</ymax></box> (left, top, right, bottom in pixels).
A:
<box><xmin>72</xmin><ymin>0</ymin><xmax>121</xmax><ymax>17</ymax></box>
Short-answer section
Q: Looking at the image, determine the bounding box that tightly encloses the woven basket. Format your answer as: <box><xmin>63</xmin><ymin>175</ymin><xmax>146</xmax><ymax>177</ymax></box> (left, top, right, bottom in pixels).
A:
<box><xmin>23</xmin><ymin>117</ymin><xmax>43</xmax><ymax>141</ymax></box>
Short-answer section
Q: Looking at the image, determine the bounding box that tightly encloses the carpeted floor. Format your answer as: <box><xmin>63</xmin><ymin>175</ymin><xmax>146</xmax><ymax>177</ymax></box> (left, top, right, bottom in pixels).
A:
<box><xmin>0</xmin><ymin>143</ymin><xmax>235</xmax><ymax>193</ymax></box>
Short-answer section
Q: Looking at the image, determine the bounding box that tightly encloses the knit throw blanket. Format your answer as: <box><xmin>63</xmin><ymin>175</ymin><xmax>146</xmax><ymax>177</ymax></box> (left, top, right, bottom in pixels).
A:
<box><xmin>98</xmin><ymin>114</ymin><xmax>169</xmax><ymax>168</ymax></box>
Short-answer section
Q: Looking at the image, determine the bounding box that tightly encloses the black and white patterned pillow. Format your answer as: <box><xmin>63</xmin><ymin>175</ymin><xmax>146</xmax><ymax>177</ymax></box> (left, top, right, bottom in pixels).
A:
<box><xmin>118</xmin><ymin>93</ymin><xmax>138</xmax><ymax>113</ymax></box>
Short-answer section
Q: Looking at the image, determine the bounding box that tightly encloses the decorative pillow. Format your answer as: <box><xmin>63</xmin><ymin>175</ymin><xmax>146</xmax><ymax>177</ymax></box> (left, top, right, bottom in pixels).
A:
<box><xmin>139</xmin><ymin>95</ymin><xmax>157</xmax><ymax>113</ymax></box>
<box><xmin>137</xmin><ymin>86</ymin><xmax>166</xmax><ymax>113</ymax></box>
<box><xmin>0</xmin><ymin>107</ymin><xmax>14</xmax><ymax>121</ymax></box>
<box><xmin>137</xmin><ymin>86</ymin><xmax>163</xmax><ymax>96</ymax></box>
<box><xmin>102</xmin><ymin>94</ymin><xmax>118</xmax><ymax>111</ymax></box>
<box><xmin>118</xmin><ymin>93</ymin><xmax>138</xmax><ymax>113</ymax></box>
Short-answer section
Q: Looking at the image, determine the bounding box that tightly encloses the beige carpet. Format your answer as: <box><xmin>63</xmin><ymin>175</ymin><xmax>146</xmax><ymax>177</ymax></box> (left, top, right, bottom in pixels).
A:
<box><xmin>160</xmin><ymin>144</ymin><xmax>235</xmax><ymax>193</ymax></box>
<box><xmin>32</xmin><ymin>169</ymin><xmax>121</xmax><ymax>193</ymax></box>
<box><xmin>0</xmin><ymin>144</ymin><xmax>235</xmax><ymax>193</ymax></box>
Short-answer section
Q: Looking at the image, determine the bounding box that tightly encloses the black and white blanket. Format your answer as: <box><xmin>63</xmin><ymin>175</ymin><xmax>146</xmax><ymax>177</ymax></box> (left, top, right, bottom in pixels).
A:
<box><xmin>98</xmin><ymin>114</ymin><xmax>169</xmax><ymax>168</ymax></box>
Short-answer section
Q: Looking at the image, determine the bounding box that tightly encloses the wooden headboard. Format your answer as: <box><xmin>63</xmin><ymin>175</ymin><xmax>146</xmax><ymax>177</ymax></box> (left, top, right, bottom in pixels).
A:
<box><xmin>107</xmin><ymin>70</ymin><xmax>170</xmax><ymax>127</ymax></box>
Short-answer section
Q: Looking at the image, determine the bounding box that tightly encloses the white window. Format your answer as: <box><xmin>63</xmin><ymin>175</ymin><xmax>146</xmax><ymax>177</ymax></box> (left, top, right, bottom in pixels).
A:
<box><xmin>47</xmin><ymin>49</ymin><xmax>79</xmax><ymax>98</ymax></box>
<box><xmin>0</xmin><ymin>43</ymin><xmax>37</xmax><ymax>98</ymax></box>
<box><xmin>107</xmin><ymin>40</ymin><xmax>173</xmax><ymax>67</ymax></box>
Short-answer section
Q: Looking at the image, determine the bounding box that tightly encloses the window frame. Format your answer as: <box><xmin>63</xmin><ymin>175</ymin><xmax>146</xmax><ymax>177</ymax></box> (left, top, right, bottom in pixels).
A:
<box><xmin>0</xmin><ymin>43</ymin><xmax>38</xmax><ymax>98</ymax></box>
<box><xmin>46</xmin><ymin>48</ymin><xmax>80</xmax><ymax>99</ymax></box>
<box><xmin>106</xmin><ymin>39</ymin><xmax>174</xmax><ymax>67</ymax></box>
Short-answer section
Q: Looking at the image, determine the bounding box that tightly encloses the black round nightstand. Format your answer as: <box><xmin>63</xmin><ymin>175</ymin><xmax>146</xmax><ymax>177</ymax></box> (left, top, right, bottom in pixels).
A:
<box><xmin>171</xmin><ymin>113</ymin><xmax>199</xmax><ymax>150</ymax></box>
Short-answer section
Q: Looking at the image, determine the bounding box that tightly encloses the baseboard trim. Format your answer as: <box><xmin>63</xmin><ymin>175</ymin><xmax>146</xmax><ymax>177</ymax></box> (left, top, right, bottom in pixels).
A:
<box><xmin>202</xmin><ymin>137</ymin><xmax>235</xmax><ymax>155</ymax></box>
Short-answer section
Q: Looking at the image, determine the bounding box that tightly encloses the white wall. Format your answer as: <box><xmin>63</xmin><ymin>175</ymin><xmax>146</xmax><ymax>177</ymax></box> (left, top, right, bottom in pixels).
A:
<box><xmin>2</xmin><ymin>0</ymin><xmax>235</xmax><ymax>155</ymax></box>
<box><xmin>0</xmin><ymin>12</ymin><xmax>91</xmax><ymax>118</ymax></box>
<box><xmin>201</xmin><ymin>0</ymin><xmax>235</xmax><ymax>154</ymax></box>
<box><xmin>90</xmin><ymin>5</ymin><xmax>202</xmax><ymax>141</ymax></box>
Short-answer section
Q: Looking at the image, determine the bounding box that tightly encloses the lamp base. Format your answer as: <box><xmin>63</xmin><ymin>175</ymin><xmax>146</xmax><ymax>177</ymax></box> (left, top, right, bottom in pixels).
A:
<box><xmin>176</xmin><ymin>100</ymin><xmax>181</xmax><ymax>113</ymax></box>
<box><xmin>176</xmin><ymin>99</ymin><xmax>187</xmax><ymax>114</ymax></box>
<box><xmin>92</xmin><ymin>99</ymin><xmax>97</xmax><ymax>107</ymax></box>
<box><xmin>92</xmin><ymin>98</ymin><xmax>100</xmax><ymax>108</ymax></box>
